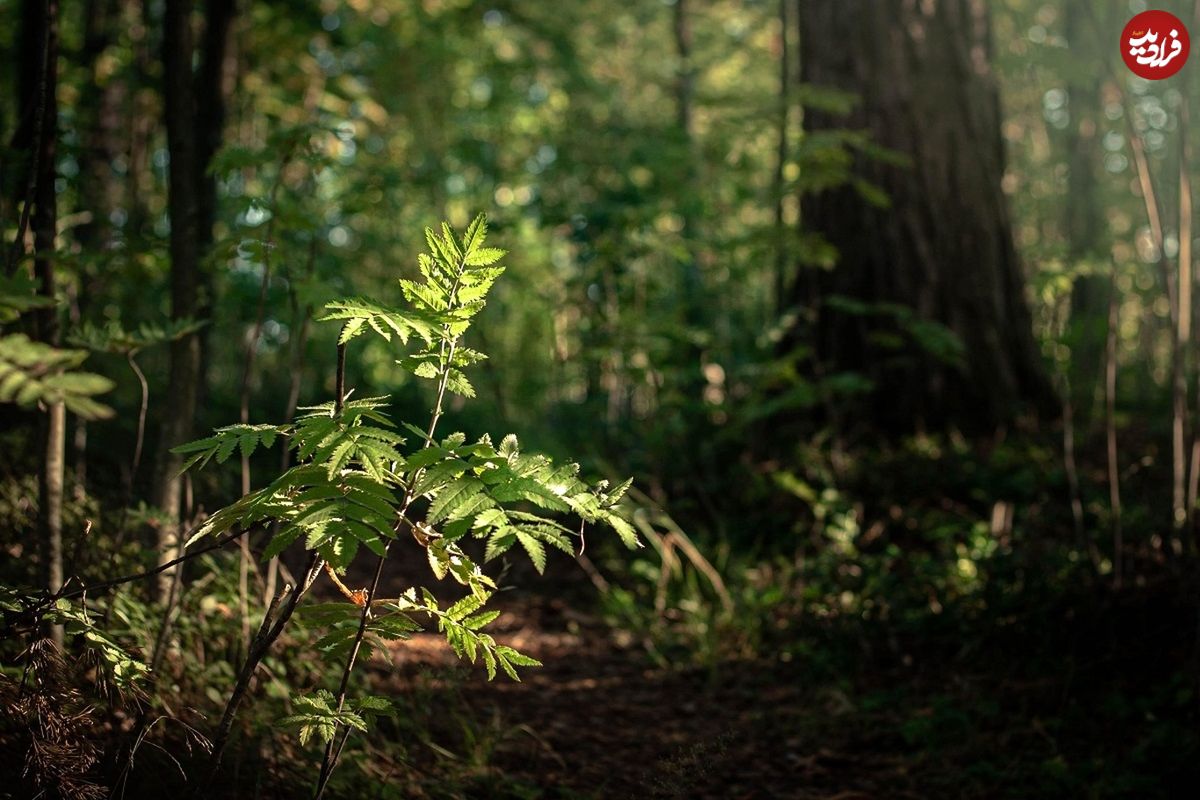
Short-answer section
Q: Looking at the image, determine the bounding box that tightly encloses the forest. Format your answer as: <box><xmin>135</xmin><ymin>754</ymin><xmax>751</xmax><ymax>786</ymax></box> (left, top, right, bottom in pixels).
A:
<box><xmin>1</xmin><ymin>0</ymin><xmax>1198</xmax><ymax>797</ymax></box>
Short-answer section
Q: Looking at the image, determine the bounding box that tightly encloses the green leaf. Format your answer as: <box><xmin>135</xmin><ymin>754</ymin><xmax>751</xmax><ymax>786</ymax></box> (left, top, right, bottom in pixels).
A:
<box><xmin>461</xmin><ymin>212</ymin><xmax>488</xmax><ymax>255</ymax></box>
<box><xmin>412</xmin><ymin>457</ymin><xmax>469</xmax><ymax>496</ymax></box>
<box><xmin>515</xmin><ymin>531</ymin><xmax>547</xmax><ymax>573</ymax></box>
<box><xmin>445</xmin><ymin>593</ymin><xmax>487</xmax><ymax>622</ymax></box>
<box><xmin>427</xmin><ymin>476</ymin><xmax>484</xmax><ymax>525</ymax></box>
<box><xmin>465</xmin><ymin>246</ymin><xmax>505</xmax><ymax>267</ymax></box>
<box><xmin>606</xmin><ymin>513</ymin><xmax>641</xmax><ymax>549</ymax></box>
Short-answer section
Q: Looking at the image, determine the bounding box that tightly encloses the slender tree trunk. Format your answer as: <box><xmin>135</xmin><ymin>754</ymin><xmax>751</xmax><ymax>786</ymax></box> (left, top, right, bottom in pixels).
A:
<box><xmin>75</xmin><ymin>0</ymin><xmax>122</xmax><ymax>254</ymax></box>
<box><xmin>1122</xmin><ymin>84</ymin><xmax>1186</xmax><ymax>550</ymax></box>
<box><xmin>153</xmin><ymin>0</ymin><xmax>202</xmax><ymax>604</ymax></box>
<box><xmin>1180</xmin><ymin>71</ymin><xmax>1198</xmax><ymax>550</ymax></box>
<box><xmin>1061</xmin><ymin>375</ymin><xmax>1088</xmax><ymax>559</ymax></box>
<box><xmin>1106</xmin><ymin>264</ymin><xmax>1123</xmax><ymax>588</ymax></box>
<box><xmin>773</xmin><ymin>0</ymin><xmax>794</xmax><ymax>314</ymax></box>
<box><xmin>126</xmin><ymin>0</ymin><xmax>155</xmax><ymax>237</ymax></box>
<box><xmin>194</xmin><ymin>0</ymin><xmax>237</xmax><ymax>413</ymax></box>
<box><xmin>672</xmin><ymin>0</ymin><xmax>700</xmax><ymax>320</ymax></box>
<box><xmin>20</xmin><ymin>0</ymin><xmax>64</xmax><ymax>647</ymax></box>
<box><xmin>794</xmin><ymin>0</ymin><xmax>1055</xmax><ymax>431</ymax></box>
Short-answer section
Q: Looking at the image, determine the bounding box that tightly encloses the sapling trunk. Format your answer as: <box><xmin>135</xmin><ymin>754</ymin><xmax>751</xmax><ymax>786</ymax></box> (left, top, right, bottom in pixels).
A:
<box><xmin>1122</xmin><ymin>91</ymin><xmax>1186</xmax><ymax>552</ymax></box>
<box><xmin>313</xmin><ymin>270</ymin><xmax>467</xmax><ymax>798</ymax></box>
<box><xmin>176</xmin><ymin>215</ymin><xmax>635</xmax><ymax>794</ymax></box>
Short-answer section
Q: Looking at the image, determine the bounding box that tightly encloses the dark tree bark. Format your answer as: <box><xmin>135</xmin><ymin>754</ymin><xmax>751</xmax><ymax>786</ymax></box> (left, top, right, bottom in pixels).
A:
<box><xmin>153</xmin><ymin>0</ymin><xmax>202</xmax><ymax>603</ymax></box>
<box><xmin>194</xmin><ymin>0</ymin><xmax>237</xmax><ymax>413</ymax></box>
<box><xmin>151</xmin><ymin>0</ymin><xmax>237</xmax><ymax>603</ymax></box>
<box><xmin>794</xmin><ymin>0</ymin><xmax>1055</xmax><ymax>431</ymax></box>
<box><xmin>196</xmin><ymin>0</ymin><xmax>235</xmax><ymax>252</ymax></box>
<box><xmin>16</xmin><ymin>0</ymin><xmax>64</xmax><ymax>646</ymax></box>
<box><xmin>75</xmin><ymin>0</ymin><xmax>123</xmax><ymax>253</ymax></box>
<box><xmin>126</xmin><ymin>0</ymin><xmax>156</xmax><ymax>237</ymax></box>
<box><xmin>72</xmin><ymin>0</ymin><xmax>124</xmax><ymax>498</ymax></box>
<box><xmin>1062</xmin><ymin>0</ymin><xmax>1107</xmax><ymax>408</ymax></box>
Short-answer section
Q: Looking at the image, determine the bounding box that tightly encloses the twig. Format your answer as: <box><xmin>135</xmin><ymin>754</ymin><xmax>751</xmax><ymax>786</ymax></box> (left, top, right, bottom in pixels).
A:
<box><xmin>27</xmin><ymin>525</ymin><xmax>251</xmax><ymax>612</ymax></box>
<box><xmin>128</xmin><ymin>350</ymin><xmax>149</xmax><ymax>478</ymax></box>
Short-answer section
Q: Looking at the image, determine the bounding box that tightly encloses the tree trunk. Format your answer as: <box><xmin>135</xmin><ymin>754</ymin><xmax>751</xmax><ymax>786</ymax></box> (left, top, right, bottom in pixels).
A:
<box><xmin>126</xmin><ymin>0</ymin><xmax>155</xmax><ymax>238</ymax></box>
<box><xmin>20</xmin><ymin>0</ymin><xmax>64</xmax><ymax>647</ymax></box>
<box><xmin>153</xmin><ymin>0</ymin><xmax>202</xmax><ymax>604</ymax></box>
<box><xmin>794</xmin><ymin>0</ymin><xmax>1055</xmax><ymax>431</ymax></box>
<box><xmin>1063</xmin><ymin>0</ymin><xmax>1107</xmax><ymax>415</ymax></box>
<box><xmin>75</xmin><ymin>0</ymin><xmax>123</xmax><ymax>254</ymax></box>
<box><xmin>194</xmin><ymin>0</ymin><xmax>237</xmax><ymax>413</ymax></box>
<box><xmin>673</xmin><ymin>0</ymin><xmax>700</xmax><ymax>322</ymax></box>
<box><xmin>196</xmin><ymin>0</ymin><xmax>235</xmax><ymax>251</ymax></box>
<box><xmin>773</xmin><ymin>0</ymin><xmax>796</xmax><ymax>315</ymax></box>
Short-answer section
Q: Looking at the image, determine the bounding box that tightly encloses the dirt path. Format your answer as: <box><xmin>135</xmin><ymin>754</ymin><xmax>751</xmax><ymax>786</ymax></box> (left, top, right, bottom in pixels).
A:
<box><xmin>333</xmin><ymin>568</ymin><xmax>1197</xmax><ymax>800</ymax></box>
<box><xmin>366</xmin><ymin>588</ymin><xmax>908</xmax><ymax>800</ymax></box>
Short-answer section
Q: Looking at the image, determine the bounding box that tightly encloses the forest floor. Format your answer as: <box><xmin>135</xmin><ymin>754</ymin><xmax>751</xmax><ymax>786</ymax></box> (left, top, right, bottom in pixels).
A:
<box><xmin>332</xmin><ymin>566</ymin><xmax>1199</xmax><ymax>800</ymax></box>
<box><xmin>374</xmin><ymin>591</ymin><xmax>883</xmax><ymax>800</ymax></box>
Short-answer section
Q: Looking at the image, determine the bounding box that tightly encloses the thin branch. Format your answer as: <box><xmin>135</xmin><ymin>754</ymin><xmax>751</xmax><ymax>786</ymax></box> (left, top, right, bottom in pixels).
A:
<box><xmin>128</xmin><ymin>350</ymin><xmax>149</xmax><ymax>478</ymax></box>
<box><xmin>31</xmin><ymin>526</ymin><xmax>252</xmax><ymax>612</ymax></box>
<box><xmin>335</xmin><ymin>342</ymin><xmax>347</xmax><ymax>410</ymax></box>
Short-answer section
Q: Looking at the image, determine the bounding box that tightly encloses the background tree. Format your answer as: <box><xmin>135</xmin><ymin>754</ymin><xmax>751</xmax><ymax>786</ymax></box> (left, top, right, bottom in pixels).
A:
<box><xmin>794</xmin><ymin>0</ymin><xmax>1057</xmax><ymax>431</ymax></box>
<box><xmin>152</xmin><ymin>0</ymin><xmax>202</xmax><ymax>601</ymax></box>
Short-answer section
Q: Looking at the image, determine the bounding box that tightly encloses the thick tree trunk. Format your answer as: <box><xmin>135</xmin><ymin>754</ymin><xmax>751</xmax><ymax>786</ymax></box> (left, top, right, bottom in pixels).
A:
<box><xmin>152</xmin><ymin>0</ymin><xmax>236</xmax><ymax>604</ymax></box>
<box><xmin>794</xmin><ymin>0</ymin><xmax>1055</xmax><ymax>431</ymax></box>
<box><xmin>73</xmin><ymin>0</ymin><xmax>124</xmax><ymax>501</ymax></box>
<box><xmin>153</xmin><ymin>0</ymin><xmax>202</xmax><ymax>604</ymax></box>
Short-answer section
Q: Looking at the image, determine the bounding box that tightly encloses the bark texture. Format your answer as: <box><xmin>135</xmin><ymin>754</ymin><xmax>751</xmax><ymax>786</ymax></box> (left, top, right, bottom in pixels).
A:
<box><xmin>795</xmin><ymin>0</ymin><xmax>1055</xmax><ymax>431</ymax></box>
